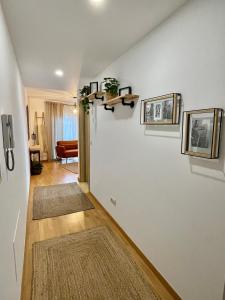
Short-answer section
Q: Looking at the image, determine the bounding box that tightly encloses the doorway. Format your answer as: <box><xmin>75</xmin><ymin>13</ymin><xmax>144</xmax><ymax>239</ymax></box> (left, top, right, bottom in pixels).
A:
<box><xmin>78</xmin><ymin>103</ymin><xmax>90</xmax><ymax>187</ymax></box>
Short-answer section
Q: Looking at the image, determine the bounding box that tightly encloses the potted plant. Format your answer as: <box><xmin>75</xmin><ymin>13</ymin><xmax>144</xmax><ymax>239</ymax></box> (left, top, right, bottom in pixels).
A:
<box><xmin>102</xmin><ymin>77</ymin><xmax>120</xmax><ymax>100</ymax></box>
<box><xmin>31</xmin><ymin>161</ymin><xmax>43</xmax><ymax>175</ymax></box>
<box><xmin>79</xmin><ymin>85</ymin><xmax>91</xmax><ymax>114</ymax></box>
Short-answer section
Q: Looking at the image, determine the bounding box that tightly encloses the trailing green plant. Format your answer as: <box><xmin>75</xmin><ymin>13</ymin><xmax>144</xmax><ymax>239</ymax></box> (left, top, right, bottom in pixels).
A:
<box><xmin>80</xmin><ymin>85</ymin><xmax>90</xmax><ymax>97</ymax></box>
<box><xmin>79</xmin><ymin>85</ymin><xmax>91</xmax><ymax>114</ymax></box>
<box><xmin>103</xmin><ymin>77</ymin><xmax>120</xmax><ymax>97</ymax></box>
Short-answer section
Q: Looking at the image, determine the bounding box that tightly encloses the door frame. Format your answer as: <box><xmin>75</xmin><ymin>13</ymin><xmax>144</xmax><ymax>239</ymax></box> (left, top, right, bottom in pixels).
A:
<box><xmin>78</xmin><ymin>102</ymin><xmax>90</xmax><ymax>186</ymax></box>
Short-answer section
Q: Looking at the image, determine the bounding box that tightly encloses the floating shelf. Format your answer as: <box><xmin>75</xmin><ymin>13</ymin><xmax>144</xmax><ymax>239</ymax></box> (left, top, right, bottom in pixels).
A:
<box><xmin>80</xmin><ymin>92</ymin><xmax>105</xmax><ymax>104</ymax></box>
<box><xmin>88</xmin><ymin>91</ymin><xmax>105</xmax><ymax>101</ymax></box>
<box><xmin>102</xmin><ymin>94</ymin><xmax>139</xmax><ymax>112</ymax></box>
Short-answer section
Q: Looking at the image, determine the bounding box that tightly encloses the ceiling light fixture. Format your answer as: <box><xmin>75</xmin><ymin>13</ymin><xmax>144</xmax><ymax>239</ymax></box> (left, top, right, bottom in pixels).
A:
<box><xmin>73</xmin><ymin>100</ymin><xmax>78</xmax><ymax>114</ymax></box>
<box><xmin>55</xmin><ymin>69</ymin><xmax>64</xmax><ymax>77</ymax></box>
<box><xmin>89</xmin><ymin>0</ymin><xmax>105</xmax><ymax>7</ymax></box>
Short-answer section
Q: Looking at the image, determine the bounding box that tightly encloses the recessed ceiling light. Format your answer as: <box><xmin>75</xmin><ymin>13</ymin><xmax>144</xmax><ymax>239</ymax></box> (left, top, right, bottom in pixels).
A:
<box><xmin>55</xmin><ymin>69</ymin><xmax>64</xmax><ymax>77</ymax></box>
<box><xmin>89</xmin><ymin>0</ymin><xmax>105</xmax><ymax>7</ymax></box>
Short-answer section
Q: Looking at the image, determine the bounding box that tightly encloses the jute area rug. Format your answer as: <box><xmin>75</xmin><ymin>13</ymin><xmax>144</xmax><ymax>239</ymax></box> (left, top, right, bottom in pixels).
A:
<box><xmin>32</xmin><ymin>226</ymin><xmax>161</xmax><ymax>300</ymax></box>
<box><xmin>61</xmin><ymin>162</ymin><xmax>78</xmax><ymax>174</ymax></box>
<box><xmin>33</xmin><ymin>182</ymin><xmax>94</xmax><ymax>220</ymax></box>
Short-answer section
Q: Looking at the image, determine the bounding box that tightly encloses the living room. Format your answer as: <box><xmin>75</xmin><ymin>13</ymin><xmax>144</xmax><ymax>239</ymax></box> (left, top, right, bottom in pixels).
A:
<box><xmin>27</xmin><ymin>88</ymin><xmax>80</xmax><ymax>176</ymax></box>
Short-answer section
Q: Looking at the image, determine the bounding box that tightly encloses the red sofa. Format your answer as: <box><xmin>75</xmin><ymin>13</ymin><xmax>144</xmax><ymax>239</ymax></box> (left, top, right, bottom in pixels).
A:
<box><xmin>56</xmin><ymin>140</ymin><xmax>78</xmax><ymax>161</ymax></box>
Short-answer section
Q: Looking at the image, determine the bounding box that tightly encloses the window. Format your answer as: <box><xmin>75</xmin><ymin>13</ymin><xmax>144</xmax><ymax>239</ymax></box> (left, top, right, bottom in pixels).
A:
<box><xmin>63</xmin><ymin>105</ymin><xmax>77</xmax><ymax>141</ymax></box>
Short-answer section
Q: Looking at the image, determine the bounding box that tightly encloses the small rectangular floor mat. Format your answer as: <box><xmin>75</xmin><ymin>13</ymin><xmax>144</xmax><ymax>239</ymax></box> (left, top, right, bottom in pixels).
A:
<box><xmin>61</xmin><ymin>162</ymin><xmax>78</xmax><ymax>174</ymax></box>
<box><xmin>33</xmin><ymin>182</ymin><xmax>94</xmax><ymax>220</ymax></box>
<box><xmin>32</xmin><ymin>226</ymin><xmax>161</xmax><ymax>300</ymax></box>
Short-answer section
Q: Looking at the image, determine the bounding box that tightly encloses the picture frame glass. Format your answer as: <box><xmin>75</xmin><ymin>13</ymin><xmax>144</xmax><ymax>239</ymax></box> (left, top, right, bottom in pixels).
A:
<box><xmin>100</xmin><ymin>82</ymin><xmax>105</xmax><ymax>92</ymax></box>
<box><xmin>144</xmin><ymin>97</ymin><xmax>173</xmax><ymax>123</ymax></box>
<box><xmin>120</xmin><ymin>89</ymin><xmax>128</xmax><ymax>97</ymax></box>
<box><xmin>119</xmin><ymin>87</ymin><xmax>131</xmax><ymax>97</ymax></box>
<box><xmin>90</xmin><ymin>82</ymin><xmax>98</xmax><ymax>93</ymax></box>
<box><xmin>188</xmin><ymin>112</ymin><xmax>214</xmax><ymax>155</ymax></box>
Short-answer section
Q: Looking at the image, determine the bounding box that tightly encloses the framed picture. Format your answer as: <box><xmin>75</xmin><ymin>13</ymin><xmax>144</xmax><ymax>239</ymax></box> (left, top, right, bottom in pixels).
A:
<box><xmin>140</xmin><ymin>93</ymin><xmax>181</xmax><ymax>125</ymax></box>
<box><xmin>181</xmin><ymin>108</ymin><xmax>223</xmax><ymax>159</ymax></box>
<box><xmin>119</xmin><ymin>86</ymin><xmax>132</xmax><ymax>97</ymax></box>
<box><xmin>90</xmin><ymin>82</ymin><xmax>98</xmax><ymax>94</ymax></box>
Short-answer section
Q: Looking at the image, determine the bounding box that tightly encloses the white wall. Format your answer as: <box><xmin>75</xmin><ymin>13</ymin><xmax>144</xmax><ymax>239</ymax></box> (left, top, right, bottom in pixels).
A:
<box><xmin>0</xmin><ymin>3</ymin><xmax>29</xmax><ymax>300</ymax></box>
<box><xmin>89</xmin><ymin>0</ymin><xmax>225</xmax><ymax>299</ymax></box>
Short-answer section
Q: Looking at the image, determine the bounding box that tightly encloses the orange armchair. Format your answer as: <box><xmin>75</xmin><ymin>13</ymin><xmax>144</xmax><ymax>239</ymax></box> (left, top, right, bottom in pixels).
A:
<box><xmin>56</xmin><ymin>140</ymin><xmax>78</xmax><ymax>160</ymax></box>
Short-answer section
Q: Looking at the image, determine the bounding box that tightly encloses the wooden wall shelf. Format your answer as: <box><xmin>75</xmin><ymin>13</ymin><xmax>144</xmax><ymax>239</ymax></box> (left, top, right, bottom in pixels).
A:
<box><xmin>80</xmin><ymin>92</ymin><xmax>105</xmax><ymax>104</ymax></box>
<box><xmin>88</xmin><ymin>92</ymin><xmax>105</xmax><ymax>102</ymax></box>
<box><xmin>102</xmin><ymin>94</ymin><xmax>139</xmax><ymax>112</ymax></box>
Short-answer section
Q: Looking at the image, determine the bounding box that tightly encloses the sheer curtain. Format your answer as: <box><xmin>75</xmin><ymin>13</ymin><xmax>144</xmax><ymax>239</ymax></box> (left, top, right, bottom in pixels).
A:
<box><xmin>63</xmin><ymin>105</ymin><xmax>77</xmax><ymax>140</ymax></box>
<box><xmin>45</xmin><ymin>101</ymin><xmax>64</xmax><ymax>160</ymax></box>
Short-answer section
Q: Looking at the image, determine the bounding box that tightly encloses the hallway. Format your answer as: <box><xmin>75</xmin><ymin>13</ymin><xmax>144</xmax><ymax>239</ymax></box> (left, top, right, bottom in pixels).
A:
<box><xmin>1</xmin><ymin>1</ymin><xmax>225</xmax><ymax>299</ymax></box>
<box><xmin>21</xmin><ymin>162</ymin><xmax>174</xmax><ymax>300</ymax></box>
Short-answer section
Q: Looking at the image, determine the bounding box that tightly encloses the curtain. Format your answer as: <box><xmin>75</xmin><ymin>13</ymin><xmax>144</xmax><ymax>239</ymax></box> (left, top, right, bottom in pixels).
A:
<box><xmin>41</xmin><ymin>112</ymin><xmax>48</xmax><ymax>153</ymax></box>
<box><xmin>45</xmin><ymin>101</ymin><xmax>64</xmax><ymax>160</ymax></box>
<box><xmin>63</xmin><ymin>105</ymin><xmax>77</xmax><ymax>140</ymax></box>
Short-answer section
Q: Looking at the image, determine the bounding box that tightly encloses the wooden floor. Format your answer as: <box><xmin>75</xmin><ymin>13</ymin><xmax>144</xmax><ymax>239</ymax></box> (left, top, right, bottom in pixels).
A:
<box><xmin>21</xmin><ymin>161</ymin><xmax>176</xmax><ymax>300</ymax></box>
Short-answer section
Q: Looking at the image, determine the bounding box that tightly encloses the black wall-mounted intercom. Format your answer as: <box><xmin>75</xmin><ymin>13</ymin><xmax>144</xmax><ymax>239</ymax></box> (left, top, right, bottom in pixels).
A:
<box><xmin>1</xmin><ymin>114</ymin><xmax>15</xmax><ymax>171</ymax></box>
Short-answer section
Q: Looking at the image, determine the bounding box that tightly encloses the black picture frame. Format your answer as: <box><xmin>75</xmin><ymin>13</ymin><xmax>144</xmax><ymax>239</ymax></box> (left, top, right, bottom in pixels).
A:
<box><xmin>119</xmin><ymin>86</ymin><xmax>132</xmax><ymax>97</ymax></box>
<box><xmin>90</xmin><ymin>82</ymin><xmax>98</xmax><ymax>94</ymax></box>
<box><xmin>181</xmin><ymin>108</ymin><xmax>223</xmax><ymax>159</ymax></box>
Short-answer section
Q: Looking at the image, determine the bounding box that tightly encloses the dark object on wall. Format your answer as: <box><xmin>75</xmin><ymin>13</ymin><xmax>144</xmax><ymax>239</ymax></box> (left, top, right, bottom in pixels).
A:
<box><xmin>181</xmin><ymin>108</ymin><xmax>223</xmax><ymax>159</ymax></box>
<box><xmin>90</xmin><ymin>82</ymin><xmax>98</xmax><ymax>94</ymax></box>
<box><xmin>140</xmin><ymin>93</ymin><xmax>181</xmax><ymax>125</ymax></box>
<box><xmin>119</xmin><ymin>86</ymin><xmax>132</xmax><ymax>97</ymax></box>
<box><xmin>103</xmin><ymin>104</ymin><xmax>115</xmax><ymax>112</ymax></box>
<box><xmin>1</xmin><ymin>114</ymin><xmax>15</xmax><ymax>171</ymax></box>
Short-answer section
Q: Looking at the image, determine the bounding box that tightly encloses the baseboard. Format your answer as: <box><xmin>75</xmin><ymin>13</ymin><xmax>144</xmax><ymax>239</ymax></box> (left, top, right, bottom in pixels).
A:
<box><xmin>89</xmin><ymin>191</ymin><xmax>181</xmax><ymax>300</ymax></box>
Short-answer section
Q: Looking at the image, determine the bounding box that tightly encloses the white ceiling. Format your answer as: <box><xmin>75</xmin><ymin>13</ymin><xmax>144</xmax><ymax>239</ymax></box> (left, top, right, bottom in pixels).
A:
<box><xmin>1</xmin><ymin>0</ymin><xmax>187</xmax><ymax>95</ymax></box>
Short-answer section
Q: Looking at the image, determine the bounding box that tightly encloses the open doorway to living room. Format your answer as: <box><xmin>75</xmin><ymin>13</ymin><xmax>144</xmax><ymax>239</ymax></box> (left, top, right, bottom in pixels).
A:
<box><xmin>27</xmin><ymin>88</ymin><xmax>79</xmax><ymax>178</ymax></box>
<box><xmin>55</xmin><ymin>103</ymin><xmax>78</xmax><ymax>172</ymax></box>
